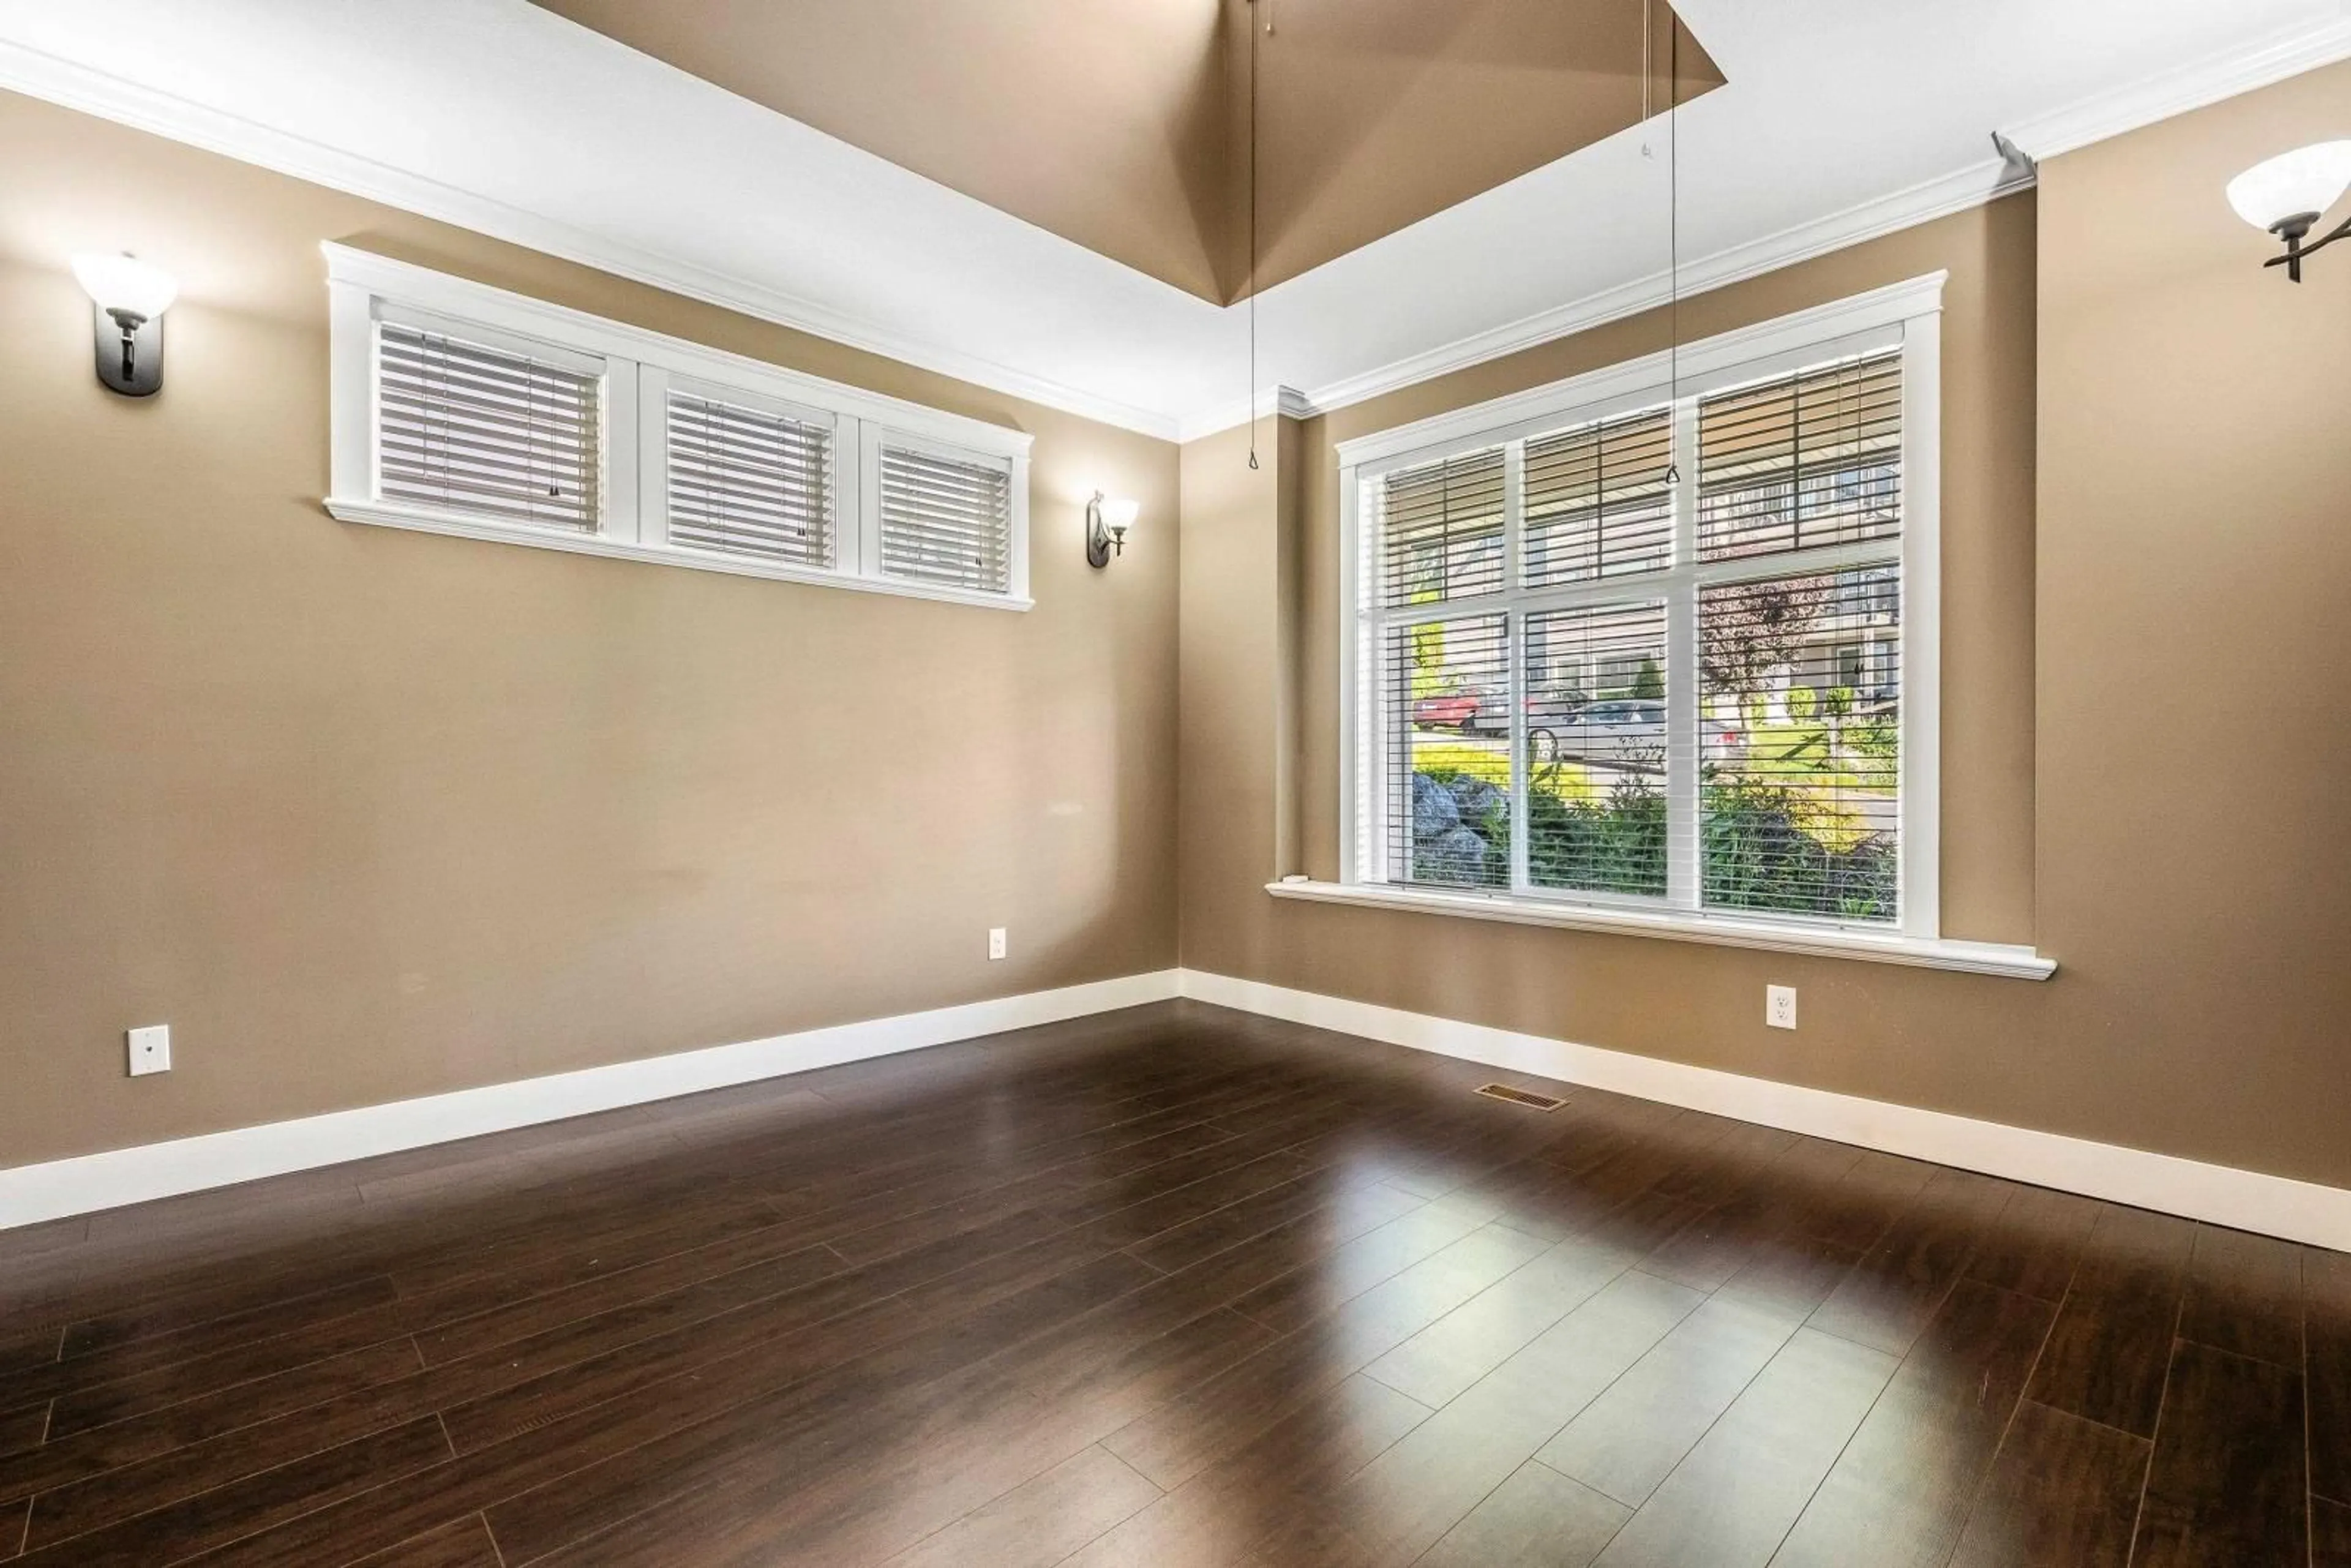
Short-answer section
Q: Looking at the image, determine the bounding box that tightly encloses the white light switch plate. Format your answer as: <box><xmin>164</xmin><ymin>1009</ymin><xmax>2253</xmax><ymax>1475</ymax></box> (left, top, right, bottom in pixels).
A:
<box><xmin>128</xmin><ymin>1024</ymin><xmax>171</xmax><ymax>1076</ymax></box>
<box><xmin>1765</xmin><ymin>986</ymin><xmax>1798</xmax><ymax>1030</ymax></box>
<box><xmin>988</xmin><ymin>927</ymin><xmax>1007</xmax><ymax>961</ymax></box>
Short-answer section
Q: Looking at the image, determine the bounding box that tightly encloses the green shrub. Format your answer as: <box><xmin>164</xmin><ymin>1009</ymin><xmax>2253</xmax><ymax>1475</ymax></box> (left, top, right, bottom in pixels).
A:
<box><xmin>1701</xmin><ymin>776</ymin><xmax>1895</xmax><ymax>920</ymax></box>
<box><xmin>1786</xmin><ymin>686</ymin><xmax>1818</xmax><ymax>722</ymax></box>
<box><xmin>1407</xmin><ymin>765</ymin><xmax>1897</xmax><ymax>922</ymax></box>
<box><xmin>1631</xmin><ymin>656</ymin><xmax>1665</xmax><ymax>702</ymax></box>
<box><xmin>1850</xmin><ymin>716</ymin><xmax>1898</xmax><ymax>761</ymax></box>
<box><xmin>1528</xmin><ymin>771</ymin><xmax>1665</xmax><ymax>895</ymax></box>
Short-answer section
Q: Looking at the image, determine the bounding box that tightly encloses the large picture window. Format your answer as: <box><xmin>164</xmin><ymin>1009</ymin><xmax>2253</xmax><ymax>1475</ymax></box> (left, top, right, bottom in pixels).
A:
<box><xmin>1339</xmin><ymin>282</ymin><xmax>1944</xmax><ymax>941</ymax></box>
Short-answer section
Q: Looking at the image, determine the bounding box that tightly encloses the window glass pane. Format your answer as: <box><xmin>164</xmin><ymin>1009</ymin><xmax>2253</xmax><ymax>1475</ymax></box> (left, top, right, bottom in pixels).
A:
<box><xmin>378</xmin><ymin>323</ymin><xmax>600</xmax><ymax>531</ymax></box>
<box><xmin>1698</xmin><ymin>352</ymin><xmax>1900</xmax><ymax>562</ymax></box>
<box><xmin>1698</xmin><ymin>566</ymin><xmax>1900</xmax><ymax>921</ymax></box>
<box><xmin>1524</xmin><ymin>603</ymin><xmax>1667</xmax><ymax>896</ymax></box>
<box><xmin>1385</xmin><ymin>613</ymin><xmax>1510</xmax><ymax>889</ymax></box>
<box><xmin>666</xmin><ymin>392</ymin><xmax>833</xmax><ymax>567</ymax></box>
<box><xmin>878</xmin><ymin>442</ymin><xmax>1011</xmax><ymax>594</ymax></box>
<box><xmin>1523</xmin><ymin>407</ymin><xmax>1673</xmax><ymax>587</ymax></box>
<box><xmin>1378</xmin><ymin>447</ymin><xmax>1505</xmax><ymax>606</ymax></box>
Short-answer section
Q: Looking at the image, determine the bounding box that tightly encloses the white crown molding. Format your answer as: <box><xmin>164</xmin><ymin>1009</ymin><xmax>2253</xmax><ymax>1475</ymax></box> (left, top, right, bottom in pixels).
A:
<box><xmin>2003</xmin><ymin>14</ymin><xmax>2351</xmax><ymax>162</ymax></box>
<box><xmin>0</xmin><ymin>970</ymin><xmax>1179</xmax><ymax>1230</ymax></box>
<box><xmin>1173</xmin><ymin>385</ymin><xmax>1316</xmax><ymax>445</ymax></box>
<box><xmin>1177</xmin><ymin>970</ymin><xmax>2351</xmax><ymax>1252</ymax></box>
<box><xmin>1179</xmin><ymin>161</ymin><xmax>2028</xmax><ymax>443</ymax></box>
<box><xmin>0</xmin><ymin>39</ymin><xmax>1184</xmax><ymax>442</ymax></box>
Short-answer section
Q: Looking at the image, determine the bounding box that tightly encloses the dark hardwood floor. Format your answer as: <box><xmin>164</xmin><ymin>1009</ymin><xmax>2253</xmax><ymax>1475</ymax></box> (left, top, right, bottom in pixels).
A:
<box><xmin>0</xmin><ymin>999</ymin><xmax>2336</xmax><ymax>1566</ymax></box>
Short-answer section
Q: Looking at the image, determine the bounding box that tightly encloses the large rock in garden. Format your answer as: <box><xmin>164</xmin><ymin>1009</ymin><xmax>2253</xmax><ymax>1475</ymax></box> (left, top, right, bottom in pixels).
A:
<box><xmin>1445</xmin><ymin>776</ymin><xmax>1505</xmax><ymax>829</ymax></box>
<box><xmin>1412</xmin><ymin>773</ymin><xmax>1460</xmax><ymax>839</ymax></box>
<box><xmin>1417</xmin><ymin>827</ymin><xmax>1494</xmax><ymax>884</ymax></box>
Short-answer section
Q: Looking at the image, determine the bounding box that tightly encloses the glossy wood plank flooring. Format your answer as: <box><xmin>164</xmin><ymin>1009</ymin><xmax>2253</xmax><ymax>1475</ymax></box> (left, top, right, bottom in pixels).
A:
<box><xmin>0</xmin><ymin>999</ymin><xmax>2338</xmax><ymax>1566</ymax></box>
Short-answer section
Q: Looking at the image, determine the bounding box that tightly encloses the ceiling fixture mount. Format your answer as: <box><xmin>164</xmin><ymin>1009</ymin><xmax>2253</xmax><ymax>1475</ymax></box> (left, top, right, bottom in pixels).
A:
<box><xmin>2227</xmin><ymin>141</ymin><xmax>2351</xmax><ymax>282</ymax></box>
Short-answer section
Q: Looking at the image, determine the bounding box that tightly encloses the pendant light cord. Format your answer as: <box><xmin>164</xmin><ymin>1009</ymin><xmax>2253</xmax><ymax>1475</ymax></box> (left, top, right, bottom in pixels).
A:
<box><xmin>1665</xmin><ymin>6</ymin><xmax>1682</xmax><ymax>484</ymax></box>
<box><xmin>1247</xmin><ymin>0</ymin><xmax>1264</xmax><ymax>471</ymax></box>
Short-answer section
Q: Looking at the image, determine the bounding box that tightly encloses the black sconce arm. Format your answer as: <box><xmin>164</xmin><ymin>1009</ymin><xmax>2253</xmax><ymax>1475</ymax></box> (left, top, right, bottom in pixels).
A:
<box><xmin>2269</xmin><ymin>211</ymin><xmax>2351</xmax><ymax>282</ymax></box>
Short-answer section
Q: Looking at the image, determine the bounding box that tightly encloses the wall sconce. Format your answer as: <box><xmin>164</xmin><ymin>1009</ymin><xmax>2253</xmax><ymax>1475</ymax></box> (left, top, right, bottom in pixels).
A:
<box><xmin>2227</xmin><ymin>141</ymin><xmax>2351</xmax><ymax>282</ymax></box>
<box><xmin>71</xmin><ymin>252</ymin><xmax>178</xmax><ymax>396</ymax></box>
<box><xmin>1086</xmin><ymin>492</ymin><xmax>1139</xmax><ymax>568</ymax></box>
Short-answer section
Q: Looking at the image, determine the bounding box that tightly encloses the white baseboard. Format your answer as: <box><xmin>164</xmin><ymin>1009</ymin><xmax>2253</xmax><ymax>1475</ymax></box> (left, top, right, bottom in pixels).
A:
<box><xmin>17</xmin><ymin>966</ymin><xmax>2344</xmax><ymax>1251</ymax></box>
<box><xmin>0</xmin><ymin>970</ymin><xmax>1180</xmax><ymax>1231</ymax></box>
<box><xmin>1177</xmin><ymin>969</ymin><xmax>2351</xmax><ymax>1253</ymax></box>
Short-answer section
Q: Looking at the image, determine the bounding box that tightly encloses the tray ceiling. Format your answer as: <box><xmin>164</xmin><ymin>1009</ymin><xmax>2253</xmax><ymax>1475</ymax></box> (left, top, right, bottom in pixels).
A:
<box><xmin>531</xmin><ymin>0</ymin><xmax>1721</xmax><ymax>304</ymax></box>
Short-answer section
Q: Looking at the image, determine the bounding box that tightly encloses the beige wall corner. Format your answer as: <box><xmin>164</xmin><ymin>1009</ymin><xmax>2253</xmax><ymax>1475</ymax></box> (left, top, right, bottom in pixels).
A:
<box><xmin>0</xmin><ymin>88</ymin><xmax>1180</xmax><ymax>1171</ymax></box>
<box><xmin>1189</xmin><ymin>54</ymin><xmax>2351</xmax><ymax>1192</ymax></box>
<box><xmin>1177</xmin><ymin>413</ymin><xmax>1303</xmax><ymax>978</ymax></box>
<box><xmin>2032</xmin><ymin>56</ymin><xmax>2351</xmax><ymax>1187</ymax></box>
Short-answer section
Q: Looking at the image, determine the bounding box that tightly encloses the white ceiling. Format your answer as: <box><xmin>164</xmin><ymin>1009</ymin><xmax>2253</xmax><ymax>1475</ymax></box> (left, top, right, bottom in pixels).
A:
<box><xmin>1</xmin><ymin>0</ymin><xmax>2346</xmax><ymax>440</ymax></box>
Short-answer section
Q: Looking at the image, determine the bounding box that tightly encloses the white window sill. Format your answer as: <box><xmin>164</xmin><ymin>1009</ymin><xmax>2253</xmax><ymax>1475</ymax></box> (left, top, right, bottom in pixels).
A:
<box><xmin>325</xmin><ymin>498</ymin><xmax>1035</xmax><ymax>613</ymax></box>
<box><xmin>1264</xmin><ymin>879</ymin><xmax>2055</xmax><ymax>980</ymax></box>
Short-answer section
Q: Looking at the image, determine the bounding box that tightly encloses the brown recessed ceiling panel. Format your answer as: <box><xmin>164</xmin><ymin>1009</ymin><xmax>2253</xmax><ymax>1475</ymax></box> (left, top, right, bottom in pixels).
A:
<box><xmin>531</xmin><ymin>0</ymin><xmax>1720</xmax><ymax>304</ymax></box>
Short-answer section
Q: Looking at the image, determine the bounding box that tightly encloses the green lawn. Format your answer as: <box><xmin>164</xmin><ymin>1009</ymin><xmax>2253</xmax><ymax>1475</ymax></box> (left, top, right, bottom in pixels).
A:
<box><xmin>1731</xmin><ymin>722</ymin><xmax>1897</xmax><ymax>797</ymax></box>
<box><xmin>1409</xmin><ymin>738</ymin><xmax>1608</xmax><ymax>804</ymax></box>
<box><xmin>1411</xmin><ymin>723</ymin><xmax>1896</xmax><ymax>819</ymax></box>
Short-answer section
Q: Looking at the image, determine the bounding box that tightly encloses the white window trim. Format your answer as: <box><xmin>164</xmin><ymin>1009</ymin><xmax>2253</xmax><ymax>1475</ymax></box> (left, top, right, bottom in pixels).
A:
<box><xmin>1332</xmin><ymin>273</ymin><xmax>2045</xmax><ymax>978</ymax></box>
<box><xmin>323</xmin><ymin>243</ymin><xmax>1034</xmax><ymax>612</ymax></box>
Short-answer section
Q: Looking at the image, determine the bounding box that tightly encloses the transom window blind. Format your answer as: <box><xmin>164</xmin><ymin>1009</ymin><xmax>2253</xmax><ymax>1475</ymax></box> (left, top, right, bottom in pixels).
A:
<box><xmin>1355</xmin><ymin>343</ymin><xmax>1913</xmax><ymax>929</ymax></box>
<box><xmin>1378</xmin><ymin>446</ymin><xmax>1505</xmax><ymax>606</ymax></box>
<box><xmin>1523</xmin><ymin>408</ymin><xmax>1673</xmax><ymax>586</ymax></box>
<box><xmin>665</xmin><ymin>391</ymin><xmax>833</xmax><ymax>567</ymax></box>
<box><xmin>332</xmin><ymin>253</ymin><xmax>1033</xmax><ymax>607</ymax></box>
<box><xmin>1698</xmin><ymin>352</ymin><xmax>1901</xmax><ymax>561</ymax></box>
<box><xmin>878</xmin><ymin>443</ymin><xmax>1013</xmax><ymax>595</ymax></box>
<box><xmin>377</xmin><ymin>322</ymin><xmax>601</xmax><ymax>531</ymax></box>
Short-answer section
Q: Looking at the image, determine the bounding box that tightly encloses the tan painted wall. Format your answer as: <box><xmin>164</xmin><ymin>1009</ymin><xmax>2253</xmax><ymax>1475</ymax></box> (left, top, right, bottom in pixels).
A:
<box><xmin>1183</xmin><ymin>55</ymin><xmax>2351</xmax><ymax>1191</ymax></box>
<box><xmin>10</xmin><ymin>58</ymin><xmax>2351</xmax><ymax>1193</ymax></box>
<box><xmin>0</xmin><ymin>91</ymin><xmax>1180</xmax><ymax>1170</ymax></box>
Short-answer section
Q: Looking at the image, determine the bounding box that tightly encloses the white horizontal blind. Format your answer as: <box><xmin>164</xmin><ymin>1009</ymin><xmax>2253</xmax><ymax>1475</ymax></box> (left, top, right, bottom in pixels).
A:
<box><xmin>1698</xmin><ymin>566</ymin><xmax>1901</xmax><ymax>919</ymax></box>
<box><xmin>1356</xmin><ymin>342</ymin><xmax>1912</xmax><ymax>929</ymax></box>
<box><xmin>378</xmin><ymin>321</ymin><xmax>600</xmax><ymax>531</ymax></box>
<box><xmin>1523</xmin><ymin>407</ymin><xmax>1674</xmax><ymax>586</ymax></box>
<box><xmin>1378</xmin><ymin>446</ymin><xmax>1505</xmax><ymax>607</ymax></box>
<box><xmin>1384</xmin><ymin>613</ymin><xmax>1511</xmax><ymax>890</ymax></box>
<box><xmin>877</xmin><ymin>442</ymin><xmax>1013</xmax><ymax>595</ymax></box>
<box><xmin>1523</xmin><ymin>602</ymin><xmax>1669</xmax><ymax>896</ymax></box>
<box><xmin>1698</xmin><ymin>352</ymin><xmax>1900</xmax><ymax>561</ymax></box>
<box><xmin>665</xmin><ymin>391</ymin><xmax>832</xmax><ymax>567</ymax></box>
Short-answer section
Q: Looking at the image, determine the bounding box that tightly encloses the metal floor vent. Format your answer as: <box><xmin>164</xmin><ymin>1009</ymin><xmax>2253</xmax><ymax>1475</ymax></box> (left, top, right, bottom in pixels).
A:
<box><xmin>1474</xmin><ymin>1082</ymin><xmax>1566</xmax><ymax>1112</ymax></box>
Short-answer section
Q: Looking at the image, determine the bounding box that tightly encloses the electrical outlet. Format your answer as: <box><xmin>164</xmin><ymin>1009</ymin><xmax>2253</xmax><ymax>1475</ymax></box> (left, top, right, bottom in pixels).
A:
<box><xmin>988</xmin><ymin>927</ymin><xmax>1008</xmax><ymax>961</ymax></box>
<box><xmin>127</xmin><ymin>1024</ymin><xmax>171</xmax><ymax>1076</ymax></box>
<box><xmin>1765</xmin><ymin>985</ymin><xmax>1798</xmax><ymax>1030</ymax></box>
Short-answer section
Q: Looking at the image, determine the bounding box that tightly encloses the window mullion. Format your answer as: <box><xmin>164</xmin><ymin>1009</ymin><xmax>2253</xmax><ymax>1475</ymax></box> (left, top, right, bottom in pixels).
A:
<box><xmin>1666</xmin><ymin>394</ymin><xmax>1701</xmax><ymax>910</ymax></box>
<box><xmin>1503</xmin><ymin>443</ymin><xmax>1531</xmax><ymax>893</ymax></box>
<box><xmin>632</xmin><ymin>362</ymin><xmax>667</xmax><ymax>549</ymax></box>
